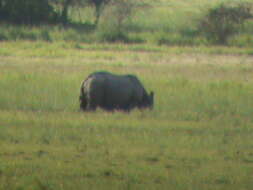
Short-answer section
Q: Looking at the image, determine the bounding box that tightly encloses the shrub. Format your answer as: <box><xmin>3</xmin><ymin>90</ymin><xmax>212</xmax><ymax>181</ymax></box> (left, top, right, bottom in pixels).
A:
<box><xmin>40</xmin><ymin>30</ymin><xmax>52</xmax><ymax>42</ymax></box>
<box><xmin>199</xmin><ymin>2</ymin><xmax>253</xmax><ymax>44</ymax></box>
<box><xmin>8</xmin><ymin>27</ymin><xmax>38</xmax><ymax>40</ymax></box>
<box><xmin>228</xmin><ymin>34</ymin><xmax>253</xmax><ymax>47</ymax></box>
<box><xmin>96</xmin><ymin>27</ymin><xmax>130</xmax><ymax>43</ymax></box>
<box><xmin>0</xmin><ymin>30</ymin><xmax>7</xmax><ymax>41</ymax></box>
<box><xmin>155</xmin><ymin>32</ymin><xmax>208</xmax><ymax>46</ymax></box>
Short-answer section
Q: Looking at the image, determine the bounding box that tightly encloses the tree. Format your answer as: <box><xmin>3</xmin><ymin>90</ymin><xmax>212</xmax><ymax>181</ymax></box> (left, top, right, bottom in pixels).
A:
<box><xmin>97</xmin><ymin>0</ymin><xmax>150</xmax><ymax>42</ymax></box>
<box><xmin>104</xmin><ymin>0</ymin><xmax>150</xmax><ymax>32</ymax></box>
<box><xmin>61</xmin><ymin>0</ymin><xmax>72</xmax><ymax>24</ymax></box>
<box><xmin>88</xmin><ymin>0</ymin><xmax>111</xmax><ymax>26</ymax></box>
<box><xmin>199</xmin><ymin>2</ymin><xmax>253</xmax><ymax>44</ymax></box>
<box><xmin>0</xmin><ymin>0</ymin><xmax>57</xmax><ymax>24</ymax></box>
<box><xmin>0</xmin><ymin>0</ymin><xmax>5</xmax><ymax>18</ymax></box>
<box><xmin>52</xmin><ymin>0</ymin><xmax>87</xmax><ymax>24</ymax></box>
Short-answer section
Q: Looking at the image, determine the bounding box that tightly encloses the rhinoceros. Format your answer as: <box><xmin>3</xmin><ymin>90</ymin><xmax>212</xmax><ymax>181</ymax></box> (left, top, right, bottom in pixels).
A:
<box><xmin>79</xmin><ymin>72</ymin><xmax>154</xmax><ymax>111</ymax></box>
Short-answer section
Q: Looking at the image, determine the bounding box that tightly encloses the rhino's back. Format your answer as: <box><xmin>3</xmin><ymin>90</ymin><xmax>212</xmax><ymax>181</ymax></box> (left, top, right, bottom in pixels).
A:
<box><xmin>84</xmin><ymin>71</ymin><xmax>145</xmax><ymax>95</ymax></box>
<box><xmin>105</xmin><ymin>73</ymin><xmax>146</xmax><ymax>107</ymax></box>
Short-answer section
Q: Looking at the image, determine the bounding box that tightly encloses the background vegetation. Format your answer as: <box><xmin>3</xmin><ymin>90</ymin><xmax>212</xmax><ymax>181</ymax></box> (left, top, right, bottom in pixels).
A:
<box><xmin>0</xmin><ymin>0</ymin><xmax>252</xmax><ymax>45</ymax></box>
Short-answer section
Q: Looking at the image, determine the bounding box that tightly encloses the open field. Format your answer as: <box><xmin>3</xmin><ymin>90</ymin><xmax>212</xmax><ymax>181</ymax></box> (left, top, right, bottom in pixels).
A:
<box><xmin>1</xmin><ymin>42</ymin><xmax>253</xmax><ymax>190</ymax></box>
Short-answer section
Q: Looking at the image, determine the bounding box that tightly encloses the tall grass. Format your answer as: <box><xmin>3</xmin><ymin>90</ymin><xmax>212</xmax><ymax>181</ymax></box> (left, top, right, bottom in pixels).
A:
<box><xmin>1</xmin><ymin>42</ymin><xmax>253</xmax><ymax>189</ymax></box>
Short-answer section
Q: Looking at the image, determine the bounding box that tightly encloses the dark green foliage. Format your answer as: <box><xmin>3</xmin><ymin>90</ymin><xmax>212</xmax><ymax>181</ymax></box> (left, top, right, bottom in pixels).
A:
<box><xmin>199</xmin><ymin>2</ymin><xmax>253</xmax><ymax>44</ymax></box>
<box><xmin>0</xmin><ymin>31</ymin><xmax>7</xmax><ymax>40</ymax></box>
<box><xmin>0</xmin><ymin>0</ymin><xmax>58</xmax><ymax>24</ymax></box>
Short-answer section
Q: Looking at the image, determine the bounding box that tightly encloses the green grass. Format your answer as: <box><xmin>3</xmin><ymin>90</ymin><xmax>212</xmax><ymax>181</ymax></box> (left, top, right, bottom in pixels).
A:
<box><xmin>1</xmin><ymin>41</ymin><xmax>253</xmax><ymax>189</ymax></box>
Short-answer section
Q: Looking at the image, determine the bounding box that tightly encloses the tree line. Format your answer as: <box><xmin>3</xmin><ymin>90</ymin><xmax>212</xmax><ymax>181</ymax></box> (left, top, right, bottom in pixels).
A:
<box><xmin>0</xmin><ymin>0</ymin><xmax>110</xmax><ymax>25</ymax></box>
<box><xmin>0</xmin><ymin>0</ymin><xmax>252</xmax><ymax>44</ymax></box>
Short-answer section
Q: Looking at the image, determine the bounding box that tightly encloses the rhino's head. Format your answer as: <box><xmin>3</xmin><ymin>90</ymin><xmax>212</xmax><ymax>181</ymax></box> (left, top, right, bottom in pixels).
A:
<box><xmin>141</xmin><ymin>91</ymin><xmax>154</xmax><ymax>109</ymax></box>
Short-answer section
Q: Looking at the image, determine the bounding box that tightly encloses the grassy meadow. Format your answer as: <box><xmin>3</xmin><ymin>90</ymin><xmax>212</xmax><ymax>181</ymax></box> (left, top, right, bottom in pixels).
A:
<box><xmin>1</xmin><ymin>41</ymin><xmax>253</xmax><ymax>190</ymax></box>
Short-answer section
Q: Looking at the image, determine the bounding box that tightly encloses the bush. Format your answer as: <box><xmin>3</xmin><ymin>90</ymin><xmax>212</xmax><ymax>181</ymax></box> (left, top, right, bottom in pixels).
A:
<box><xmin>8</xmin><ymin>27</ymin><xmax>38</xmax><ymax>40</ymax></box>
<box><xmin>0</xmin><ymin>30</ymin><xmax>7</xmax><ymax>41</ymax></box>
<box><xmin>155</xmin><ymin>32</ymin><xmax>208</xmax><ymax>46</ymax></box>
<box><xmin>40</xmin><ymin>30</ymin><xmax>52</xmax><ymax>42</ymax></box>
<box><xmin>96</xmin><ymin>27</ymin><xmax>130</xmax><ymax>43</ymax></box>
<box><xmin>228</xmin><ymin>34</ymin><xmax>253</xmax><ymax>47</ymax></box>
<box><xmin>199</xmin><ymin>2</ymin><xmax>253</xmax><ymax>44</ymax></box>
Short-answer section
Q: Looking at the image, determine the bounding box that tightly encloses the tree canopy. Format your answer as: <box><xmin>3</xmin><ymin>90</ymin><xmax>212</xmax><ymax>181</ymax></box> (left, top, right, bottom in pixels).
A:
<box><xmin>0</xmin><ymin>0</ymin><xmax>113</xmax><ymax>25</ymax></box>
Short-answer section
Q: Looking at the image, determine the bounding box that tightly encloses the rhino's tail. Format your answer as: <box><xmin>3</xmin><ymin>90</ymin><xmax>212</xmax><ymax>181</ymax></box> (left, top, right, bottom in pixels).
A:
<box><xmin>80</xmin><ymin>79</ymin><xmax>90</xmax><ymax>111</ymax></box>
<box><xmin>79</xmin><ymin>83</ymin><xmax>85</xmax><ymax>101</ymax></box>
<box><xmin>79</xmin><ymin>76</ymin><xmax>91</xmax><ymax>101</ymax></box>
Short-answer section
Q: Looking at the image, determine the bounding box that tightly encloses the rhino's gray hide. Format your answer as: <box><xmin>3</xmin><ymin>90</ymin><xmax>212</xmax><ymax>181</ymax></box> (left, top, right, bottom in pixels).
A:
<box><xmin>79</xmin><ymin>72</ymin><xmax>154</xmax><ymax>111</ymax></box>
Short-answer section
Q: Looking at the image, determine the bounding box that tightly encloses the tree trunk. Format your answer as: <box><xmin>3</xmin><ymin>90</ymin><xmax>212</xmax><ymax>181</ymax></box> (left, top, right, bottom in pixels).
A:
<box><xmin>94</xmin><ymin>4</ymin><xmax>101</xmax><ymax>26</ymax></box>
<box><xmin>61</xmin><ymin>0</ymin><xmax>71</xmax><ymax>24</ymax></box>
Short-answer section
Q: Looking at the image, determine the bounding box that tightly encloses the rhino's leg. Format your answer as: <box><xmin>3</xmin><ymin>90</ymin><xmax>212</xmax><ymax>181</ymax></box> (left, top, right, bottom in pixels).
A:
<box><xmin>103</xmin><ymin>105</ymin><xmax>115</xmax><ymax>112</ymax></box>
<box><xmin>86</xmin><ymin>102</ymin><xmax>97</xmax><ymax>111</ymax></box>
<box><xmin>86</xmin><ymin>95</ymin><xmax>98</xmax><ymax>111</ymax></box>
<box><xmin>123</xmin><ymin>96</ymin><xmax>138</xmax><ymax>112</ymax></box>
<box><xmin>127</xmin><ymin>103</ymin><xmax>137</xmax><ymax>111</ymax></box>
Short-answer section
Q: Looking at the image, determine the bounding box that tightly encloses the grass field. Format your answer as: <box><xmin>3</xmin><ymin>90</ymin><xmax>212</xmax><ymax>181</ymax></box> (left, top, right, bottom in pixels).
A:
<box><xmin>1</xmin><ymin>41</ymin><xmax>253</xmax><ymax>190</ymax></box>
